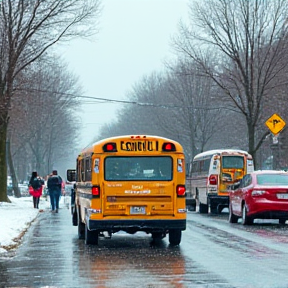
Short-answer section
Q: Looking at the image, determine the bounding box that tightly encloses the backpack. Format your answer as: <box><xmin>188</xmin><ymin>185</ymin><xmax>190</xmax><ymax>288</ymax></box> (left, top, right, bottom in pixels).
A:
<box><xmin>50</xmin><ymin>175</ymin><xmax>61</xmax><ymax>186</ymax></box>
<box><xmin>31</xmin><ymin>177</ymin><xmax>42</xmax><ymax>189</ymax></box>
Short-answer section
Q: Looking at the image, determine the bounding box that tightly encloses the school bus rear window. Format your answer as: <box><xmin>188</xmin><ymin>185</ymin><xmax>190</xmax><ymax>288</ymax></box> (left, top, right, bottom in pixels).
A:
<box><xmin>104</xmin><ymin>156</ymin><xmax>172</xmax><ymax>181</ymax></box>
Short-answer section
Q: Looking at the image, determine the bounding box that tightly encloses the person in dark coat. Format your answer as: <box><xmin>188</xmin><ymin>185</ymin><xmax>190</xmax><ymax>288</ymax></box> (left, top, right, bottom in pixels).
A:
<box><xmin>29</xmin><ymin>171</ymin><xmax>44</xmax><ymax>209</ymax></box>
<box><xmin>47</xmin><ymin>170</ymin><xmax>63</xmax><ymax>213</ymax></box>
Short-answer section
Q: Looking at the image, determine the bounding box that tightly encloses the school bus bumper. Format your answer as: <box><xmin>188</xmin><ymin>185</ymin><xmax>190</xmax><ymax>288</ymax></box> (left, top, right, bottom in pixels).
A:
<box><xmin>86</xmin><ymin>218</ymin><xmax>186</xmax><ymax>232</ymax></box>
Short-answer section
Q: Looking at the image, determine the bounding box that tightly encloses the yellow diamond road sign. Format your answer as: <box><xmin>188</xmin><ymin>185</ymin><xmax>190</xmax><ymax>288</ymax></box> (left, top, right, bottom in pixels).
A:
<box><xmin>265</xmin><ymin>113</ymin><xmax>286</xmax><ymax>135</ymax></box>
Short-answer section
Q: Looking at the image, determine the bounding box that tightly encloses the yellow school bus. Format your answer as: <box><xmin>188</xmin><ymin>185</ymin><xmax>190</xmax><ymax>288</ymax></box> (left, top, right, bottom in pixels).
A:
<box><xmin>67</xmin><ymin>135</ymin><xmax>186</xmax><ymax>245</ymax></box>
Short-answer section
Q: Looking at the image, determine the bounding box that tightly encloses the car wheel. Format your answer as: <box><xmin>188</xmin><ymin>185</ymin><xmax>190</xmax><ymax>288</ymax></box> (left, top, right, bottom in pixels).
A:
<box><xmin>229</xmin><ymin>203</ymin><xmax>239</xmax><ymax>223</ymax></box>
<box><xmin>279</xmin><ymin>219</ymin><xmax>287</xmax><ymax>225</ymax></box>
<box><xmin>242</xmin><ymin>204</ymin><xmax>253</xmax><ymax>225</ymax></box>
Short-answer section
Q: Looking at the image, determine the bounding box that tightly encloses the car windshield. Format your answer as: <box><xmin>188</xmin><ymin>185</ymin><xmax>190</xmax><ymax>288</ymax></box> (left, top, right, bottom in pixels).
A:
<box><xmin>105</xmin><ymin>156</ymin><xmax>172</xmax><ymax>181</ymax></box>
<box><xmin>257</xmin><ymin>174</ymin><xmax>288</xmax><ymax>185</ymax></box>
<box><xmin>222</xmin><ymin>156</ymin><xmax>244</xmax><ymax>169</ymax></box>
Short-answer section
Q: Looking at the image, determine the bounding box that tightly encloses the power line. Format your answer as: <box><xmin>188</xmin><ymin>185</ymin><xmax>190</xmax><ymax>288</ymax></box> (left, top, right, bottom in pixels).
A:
<box><xmin>22</xmin><ymin>88</ymin><xmax>238</xmax><ymax>112</ymax></box>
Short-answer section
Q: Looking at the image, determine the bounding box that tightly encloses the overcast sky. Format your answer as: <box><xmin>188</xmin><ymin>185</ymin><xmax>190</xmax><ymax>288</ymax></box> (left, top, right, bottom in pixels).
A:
<box><xmin>61</xmin><ymin>0</ymin><xmax>189</xmax><ymax>147</ymax></box>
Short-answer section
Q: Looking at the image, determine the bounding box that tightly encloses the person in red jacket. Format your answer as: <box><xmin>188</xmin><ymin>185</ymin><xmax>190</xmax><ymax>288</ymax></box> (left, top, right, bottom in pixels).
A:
<box><xmin>29</xmin><ymin>171</ymin><xmax>44</xmax><ymax>209</ymax></box>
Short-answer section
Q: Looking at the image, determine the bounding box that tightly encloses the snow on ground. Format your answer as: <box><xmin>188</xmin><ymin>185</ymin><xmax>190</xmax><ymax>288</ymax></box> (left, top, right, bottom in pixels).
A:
<box><xmin>0</xmin><ymin>195</ymin><xmax>68</xmax><ymax>254</ymax></box>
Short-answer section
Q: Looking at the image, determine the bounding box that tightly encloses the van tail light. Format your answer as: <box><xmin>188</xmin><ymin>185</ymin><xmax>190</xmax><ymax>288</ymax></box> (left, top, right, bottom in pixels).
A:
<box><xmin>92</xmin><ymin>186</ymin><xmax>100</xmax><ymax>197</ymax></box>
<box><xmin>209</xmin><ymin>175</ymin><xmax>218</xmax><ymax>185</ymax></box>
<box><xmin>177</xmin><ymin>185</ymin><xmax>186</xmax><ymax>197</ymax></box>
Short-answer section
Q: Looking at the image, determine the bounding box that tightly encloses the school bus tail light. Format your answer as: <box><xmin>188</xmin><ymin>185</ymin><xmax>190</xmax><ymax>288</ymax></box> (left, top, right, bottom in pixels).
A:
<box><xmin>209</xmin><ymin>175</ymin><xmax>218</xmax><ymax>185</ymax></box>
<box><xmin>177</xmin><ymin>185</ymin><xmax>186</xmax><ymax>197</ymax></box>
<box><xmin>103</xmin><ymin>142</ymin><xmax>117</xmax><ymax>152</ymax></box>
<box><xmin>162</xmin><ymin>142</ymin><xmax>176</xmax><ymax>152</ymax></box>
<box><xmin>92</xmin><ymin>186</ymin><xmax>100</xmax><ymax>197</ymax></box>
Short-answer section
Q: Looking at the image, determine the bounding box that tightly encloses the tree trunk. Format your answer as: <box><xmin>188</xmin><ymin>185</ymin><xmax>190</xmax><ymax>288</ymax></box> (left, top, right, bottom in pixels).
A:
<box><xmin>248</xmin><ymin>124</ymin><xmax>257</xmax><ymax>169</ymax></box>
<box><xmin>0</xmin><ymin>121</ymin><xmax>9</xmax><ymax>202</ymax></box>
<box><xmin>7</xmin><ymin>138</ymin><xmax>21</xmax><ymax>198</ymax></box>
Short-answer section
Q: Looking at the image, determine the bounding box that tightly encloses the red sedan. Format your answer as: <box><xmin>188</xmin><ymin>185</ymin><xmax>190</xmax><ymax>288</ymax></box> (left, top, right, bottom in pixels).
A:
<box><xmin>229</xmin><ymin>170</ymin><xmax>288</xmax><ymax>225</ymax></box>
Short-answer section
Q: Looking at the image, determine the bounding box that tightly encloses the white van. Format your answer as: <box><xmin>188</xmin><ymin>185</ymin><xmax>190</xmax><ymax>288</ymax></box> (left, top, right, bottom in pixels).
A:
<box><xmin>189</xmin><ymin>149</ymin><xmax>254</xmax><ymax>214</ymax></box>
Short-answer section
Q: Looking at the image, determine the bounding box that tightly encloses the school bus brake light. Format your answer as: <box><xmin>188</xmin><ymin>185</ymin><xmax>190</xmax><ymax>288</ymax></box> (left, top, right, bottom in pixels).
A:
<box><xmin>177</xmin><ymin>185</ymin><xmax>186</xmax><ymax>197</ymax></box>
<box><xmin>162</xmin><ymin>142</ymin><xmax>176</xmax><ymax>152</ymax></box>
<box><xmin>103</xmin><ymin>142</ymin><xmax>117</xmax><ymax>152</ymax></box>
<box><xmin>92</xmin><ymin>186</ymin><xmax>100</xmax><ymax>197</ymax></box>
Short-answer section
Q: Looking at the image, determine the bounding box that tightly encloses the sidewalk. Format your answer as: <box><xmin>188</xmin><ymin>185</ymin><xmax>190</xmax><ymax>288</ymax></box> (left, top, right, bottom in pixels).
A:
<box><xmin>0</xmin><ymin>195</ymin><xmax>69</xmax><ymax>254</ymax></box>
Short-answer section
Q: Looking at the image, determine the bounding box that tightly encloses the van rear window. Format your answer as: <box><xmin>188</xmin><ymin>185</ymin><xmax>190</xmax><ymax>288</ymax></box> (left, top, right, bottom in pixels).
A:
<box><xmin>222</xmin><ymin>156</ymin><xmax>244</xmax><ymax>169</ymax></box>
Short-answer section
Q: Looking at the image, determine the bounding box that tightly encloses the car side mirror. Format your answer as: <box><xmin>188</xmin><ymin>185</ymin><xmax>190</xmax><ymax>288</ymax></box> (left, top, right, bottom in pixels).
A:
<box><xmin>229</xmin><ymin>180</ymin><xmax>241</xmax><ymax>191</ymax></box>
<box><xmin>233</xmin><ymin>181</ymin><xmax>241</xmax><ymax>190</ymax></box>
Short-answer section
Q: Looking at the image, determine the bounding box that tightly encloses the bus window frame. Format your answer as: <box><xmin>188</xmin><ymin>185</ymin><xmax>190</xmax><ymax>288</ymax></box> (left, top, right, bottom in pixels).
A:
<box><xmin>85</xmin><ymin>157</ymin><xmax>92</xmax><ymax>181</ymax></box>
<box><xmin>104</xmin><ymin>155</ymin><xmax>173</xmax><ymax>182</ymax></box>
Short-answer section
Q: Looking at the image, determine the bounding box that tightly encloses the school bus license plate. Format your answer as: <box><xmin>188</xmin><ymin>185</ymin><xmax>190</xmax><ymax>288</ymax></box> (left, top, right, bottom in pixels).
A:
<box><xmin>130</xmin><ymin>206</ymin><xmax>146</xmax><ymax>214</ymax></box>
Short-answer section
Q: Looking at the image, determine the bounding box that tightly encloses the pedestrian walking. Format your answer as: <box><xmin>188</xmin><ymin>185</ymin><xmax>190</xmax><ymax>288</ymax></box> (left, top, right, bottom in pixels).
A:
<box><xmin>47</xmin><ymin>170</ymin><xmax>63</xmax><ymax>213</ymax></box>
<box><xmin>29</xmin><ymin>171</ymin><xmax>44</xmax><ymax>209</ymax></box>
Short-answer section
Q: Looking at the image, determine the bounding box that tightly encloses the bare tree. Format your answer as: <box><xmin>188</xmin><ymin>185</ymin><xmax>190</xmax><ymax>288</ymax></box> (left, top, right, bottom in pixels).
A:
<box><xmin>9</xmin><ymin>56</ymin><xmax>82</xmax><ymax>181</ymax></box>
<box><xmin>165</xmin><ymin>60</ymin><xmax>228</xmax><ymax>158</ymax></box>
<box><xmin>95</xmin><ymin>73</ymin><xmax>172</xmax><ymax>141</ymax></box>
<box><xmin>173</xmin><ymin>0</ymin><xmax>288</xmax><ymax>167</ymax></box>
<box><xmin>96</xmin><ymin>67</ymin><xmax>225</xmax><ymax>162</ymax></box>
<box><xmin>0</xmin><ymin>0</ymin><xmax>101</xmax><ymax>201</ymax></box>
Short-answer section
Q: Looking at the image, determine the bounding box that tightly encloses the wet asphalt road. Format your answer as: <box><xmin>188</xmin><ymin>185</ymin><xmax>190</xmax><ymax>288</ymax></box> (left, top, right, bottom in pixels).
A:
<box><xmin>0</xmin><ymin>206</ymin><xmax>229</xmax><ymax>288</ymax></box>
<box><xmin>1</xmin><ymin>206</ymin><xmax>288</xmax><ymax>288</ymax></box>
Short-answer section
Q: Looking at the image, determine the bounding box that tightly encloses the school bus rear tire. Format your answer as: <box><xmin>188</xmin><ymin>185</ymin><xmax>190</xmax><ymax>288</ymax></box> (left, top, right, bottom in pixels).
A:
<box><xmin>168</xmin><ymin>229</ymin><xmax>181</xmax><ymax>246</ymax></box>
<box><xmin>72</xmin><ymin>206</ymin><xmax>77</xmax><ymax>226</ymax></box>
<box><xmin>152</xmin><ymin>232</ymin><xmax>165</xmax><ymax>240</ymax></box>
<box><xmin>85</xmin><ymin>225</ymin><xmax>99</xmax><ymax>245</ymax></box>
<box><xmin>77</xmin><ymin>206</ymin><xmax>85</xmax><ymax>239</ymax></box>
